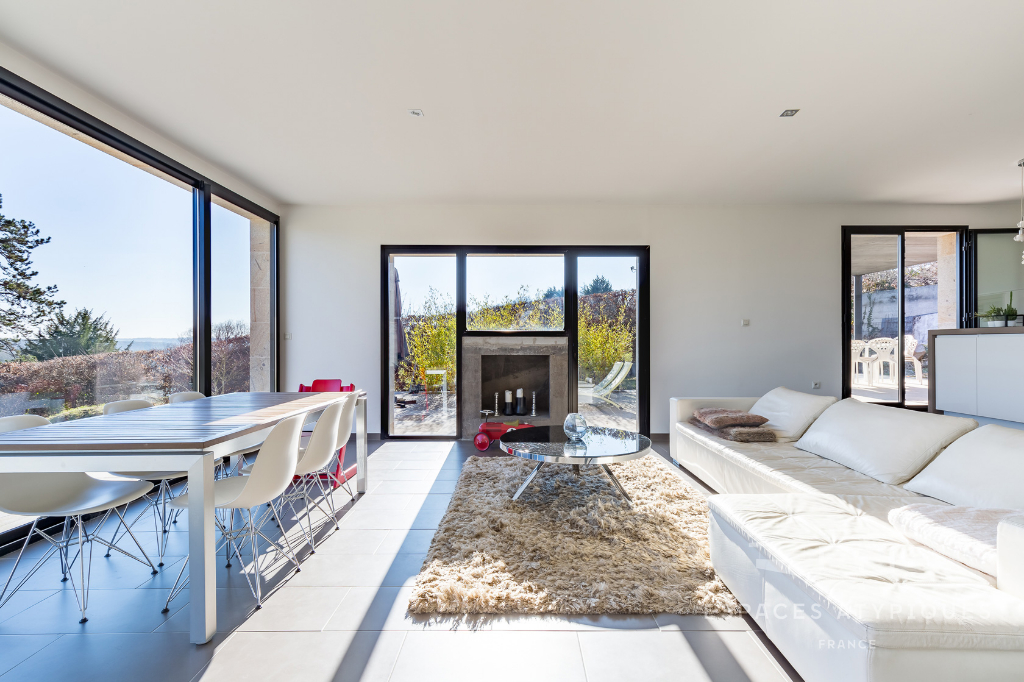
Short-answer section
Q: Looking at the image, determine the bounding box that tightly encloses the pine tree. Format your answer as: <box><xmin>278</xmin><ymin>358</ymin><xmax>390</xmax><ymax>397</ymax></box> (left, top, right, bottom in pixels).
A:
<box><xmin>581</xmin><ymin>275</ymin><xmax>613</xmax><ymax>295</ymax></box>
<box><xmin>0</xmin><ymin>195</ymin><xmax>64</xmax><ymax>356</ymax></box>
<box><xmin>22</xmin><ymin>308</ymin><xmax>123</xmax><ymax>360</ymax></box>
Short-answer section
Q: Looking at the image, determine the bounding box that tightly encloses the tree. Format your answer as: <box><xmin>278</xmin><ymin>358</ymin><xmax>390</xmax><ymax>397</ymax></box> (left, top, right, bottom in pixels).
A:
<box><xmin>0</xmin><ymin>195</ymin><xmax>64</xmax><ymax>355</ymax></box>
<box><xmin>22</xmin><ymin>308</ymin><xmax>123</xmax><ymax>360</ymax></box>
<box><xmin>210</xmin><ymin>320</ymin><xmax>250</xmax><ymax>395</ymax></box>
<box><xmin>581</xmin><ymin>275</ymin><xmax>613</xmax><ymax>295</ymax></box>
<box><xmin>542</xmin><ymin>286</ymin><xmax>563</xmax><ymax>299</ymax></box>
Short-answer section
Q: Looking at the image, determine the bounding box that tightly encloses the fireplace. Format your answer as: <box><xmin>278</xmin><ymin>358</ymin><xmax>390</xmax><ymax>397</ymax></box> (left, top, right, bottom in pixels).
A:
<box><xmin>461</xmin><ymin>336</ymin><xmax>569</xmax><ymax>439</ymax></box>
<box><xmin>481</xmin><ymin>355</ymin><xmax>550</xmax><ymax>417</ymax></box>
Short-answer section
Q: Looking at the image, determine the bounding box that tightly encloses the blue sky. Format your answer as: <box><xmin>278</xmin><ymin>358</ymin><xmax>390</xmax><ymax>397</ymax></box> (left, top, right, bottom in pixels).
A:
<box><xmin>393</xmin><ymin>254</ymin><xmax>637</xmax><ymax>314</ymax></box>
<box><xmin>0</xmin><ymin>103</ymin><xmax>250</xmax><ymax>339</ymax></box>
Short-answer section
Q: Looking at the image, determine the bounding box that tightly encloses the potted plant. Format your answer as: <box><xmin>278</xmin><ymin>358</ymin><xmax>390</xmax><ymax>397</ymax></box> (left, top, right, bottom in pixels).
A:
<box><xmin>977</xmin><ymin>305</ymin><xmax>1007</xmax><ymax>327</ymax></box>
<box><xmin>1006</xmin><ymin>292</ymin><xmax>1020</xmax><ymax>327</ymax></box>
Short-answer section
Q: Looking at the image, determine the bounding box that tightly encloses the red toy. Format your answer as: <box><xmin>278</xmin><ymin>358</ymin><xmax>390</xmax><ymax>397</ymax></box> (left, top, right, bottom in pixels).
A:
<box><xmin>474</xmin><ymin>421</ymin><xmax>534</xmax><ymax>451</ymax></box>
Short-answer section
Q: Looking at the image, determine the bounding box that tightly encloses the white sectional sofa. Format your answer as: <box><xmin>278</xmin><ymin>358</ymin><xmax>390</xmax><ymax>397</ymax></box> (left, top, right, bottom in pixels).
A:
<box><xmin>670</xmin><ymin>394</ymin><xmax>1024</xmax><ymax>682</ymax></box>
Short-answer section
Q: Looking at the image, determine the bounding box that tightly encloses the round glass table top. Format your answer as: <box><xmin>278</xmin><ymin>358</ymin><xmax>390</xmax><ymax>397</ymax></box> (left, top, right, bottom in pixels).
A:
<box><xmin>498</xmin><ymin>425</ymin><xmax>652</xmax><ymax>464</ymax></box>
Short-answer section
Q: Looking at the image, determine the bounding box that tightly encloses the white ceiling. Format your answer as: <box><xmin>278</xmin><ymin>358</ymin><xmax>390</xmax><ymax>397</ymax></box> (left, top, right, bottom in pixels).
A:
<box><xmin>1</xmin><ymin>1</ymin><xmax>1023</xmax><ymax>206</ymax></box>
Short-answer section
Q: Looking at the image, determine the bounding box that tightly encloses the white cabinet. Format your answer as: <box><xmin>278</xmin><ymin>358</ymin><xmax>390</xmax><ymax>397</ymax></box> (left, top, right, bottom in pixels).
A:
<box><xmin>977</xmin><ymin>334</ymin><xmax>1024</xmax><ymax>423</ymax></box>
<box><xmin>935</xmin><ymin>334</ymin><xmax>978</xmax><ymax>415</ymax></box>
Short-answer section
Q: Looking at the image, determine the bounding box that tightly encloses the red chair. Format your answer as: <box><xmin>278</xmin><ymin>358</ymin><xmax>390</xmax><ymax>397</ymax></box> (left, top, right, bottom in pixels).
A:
<box><xmin>299</xmin><ymin>379</ymin><xmax>355</xmax><ymax>392</ymax></box>
<box><xmin>297</xmin><ymin>380</ymin><xmax>355</xmax><ymax>487</ymax></box>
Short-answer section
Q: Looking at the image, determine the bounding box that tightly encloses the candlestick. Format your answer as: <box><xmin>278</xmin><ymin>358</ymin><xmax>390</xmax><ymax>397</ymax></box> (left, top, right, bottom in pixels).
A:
<box><xmin>531</xmin><ymin>391</ymin><xmax>536</xmax><ymax>417</ymax></box>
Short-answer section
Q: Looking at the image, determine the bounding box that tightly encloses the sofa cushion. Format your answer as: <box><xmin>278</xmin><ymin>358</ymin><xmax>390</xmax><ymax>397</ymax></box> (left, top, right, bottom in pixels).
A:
<box><xmin>693</xmin><ymin>408</ymin><xmax>769</xmax><ymax>429</ymax></box>
<box><xmin>889</xmin><ymin>503</ymin><xmax>1021</xmax><ymax>576</ymax></box>
<box><xmin>748</xmin><ymin>387</ymin><xmax>836</xmax><ymax>442</ymax></box>
<box><xmin>794</xmin><ymin>399</ymin><xmax>977</xmax><ymax>485</ymax></box>
<box><xmin>674</xmin><ymin>421</ymin><xmax>929</xmax><ymax>518</ymax></box>
<box><xmin>904</xmin><ymin>425</ymin><xmax>1024</xmax><ymax>509</ymax></box>
<box><xmin>709</xmin><ymin>493</ymin><xmax>1024</xmax><ymax>650</ymax></box>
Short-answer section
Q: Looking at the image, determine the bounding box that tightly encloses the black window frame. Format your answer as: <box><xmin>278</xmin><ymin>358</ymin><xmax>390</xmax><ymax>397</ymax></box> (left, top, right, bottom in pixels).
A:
<box><xmin>841</xmin><ymin>225</ymin><xmax>967</xmax><ymax>408</ymax></box>
<box><xmin>381</xmin><ymin>245</ymin><xmax>650</xmax><ymax>439</ymax></box>
<box><xmin>0</xmin><ymin>67</ymin><xmax>280</xmax><ymax>552</ymax></box>
<box><xmin>965</xmin><ymin>228</ymin><xmax>1021</xmax><ymax>329</ymax></box>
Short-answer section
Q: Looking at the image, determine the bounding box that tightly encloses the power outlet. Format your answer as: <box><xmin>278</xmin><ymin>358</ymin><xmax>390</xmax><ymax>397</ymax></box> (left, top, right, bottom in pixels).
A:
<box><xmin>811</xmin><ymin>381</ymin><xmax>821</xmax><ymax>390</ymax></box>
<box><xmin>284</xmin><ymin>333</ymin><xmax>293</xmax><ymax>340</ymax></box>
<box><xmin>741</xmin><ymin>319</ymin><xmax>750</xmax><ymax>327</ymax></box>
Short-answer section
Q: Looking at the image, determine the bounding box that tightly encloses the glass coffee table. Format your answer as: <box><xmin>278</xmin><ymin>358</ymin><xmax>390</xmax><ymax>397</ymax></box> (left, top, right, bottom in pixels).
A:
<box><xmin>498</xmin><ymin>425</ymin><xmax>652</xmax><ymax>505</ymax></box>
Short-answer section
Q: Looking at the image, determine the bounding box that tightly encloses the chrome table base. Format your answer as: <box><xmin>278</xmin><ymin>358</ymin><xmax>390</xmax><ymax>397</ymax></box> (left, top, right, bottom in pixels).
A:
<box><xmin>510</xmin><ymin>462</ymin><xmax>632</xmax><ymax>506</ymax></box>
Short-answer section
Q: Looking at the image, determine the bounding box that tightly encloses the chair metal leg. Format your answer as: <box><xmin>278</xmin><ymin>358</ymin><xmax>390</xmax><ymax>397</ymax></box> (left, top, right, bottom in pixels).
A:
<box><xmin>0</xmin><ymin>519</ymin><xmax>38</xmax><ymax>609</ymax></box>
<box><xmin>248</xmin><ymin>510</ymin><xmax>262</xmax><ymax>608</ymax></box>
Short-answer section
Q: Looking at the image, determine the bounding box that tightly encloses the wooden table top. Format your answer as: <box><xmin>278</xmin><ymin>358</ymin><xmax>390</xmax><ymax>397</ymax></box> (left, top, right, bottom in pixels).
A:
<box><xmin>0</xmin><ymin>392</ymin><xmax>354</xmax><ymax>452</ymax></box>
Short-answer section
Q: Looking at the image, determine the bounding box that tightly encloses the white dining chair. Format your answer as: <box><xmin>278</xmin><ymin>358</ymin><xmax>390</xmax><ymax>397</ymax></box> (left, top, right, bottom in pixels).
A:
<box><xmin>0</xmin><ymin>415</ymin><xmax>157</xmax><ymax>624</ymax></box>
<box><xmin>103</xmin><ymin>398</ymin><xmax>154</xmax><ymax>414</ymax></box>
<box><xmin>162</xmin><ymin>413</ymin><xmax>306</xmax><ymax>611</ymax></box>
<box><xmin>168</xmin><ymin>391</ymin><xmax>205</xmax><ymax>403</ymax></box>
<box><xmin>101</xmin><ymin>397</ymin><xmax>184</xmax><ymax>566</ymax></box>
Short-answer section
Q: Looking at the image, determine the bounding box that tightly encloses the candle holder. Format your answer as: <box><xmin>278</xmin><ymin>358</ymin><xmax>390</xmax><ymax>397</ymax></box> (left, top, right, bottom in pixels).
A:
<box><xmin>531</xmin><ymin>391</ymin><xmax>536</xmax><ymax>417</ymax></box>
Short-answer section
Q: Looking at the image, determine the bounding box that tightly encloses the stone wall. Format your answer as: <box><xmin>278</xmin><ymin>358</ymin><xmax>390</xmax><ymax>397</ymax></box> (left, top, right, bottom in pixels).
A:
<box><xmin>250</xmin><ymin>219</ymin><xmax>272</xmax><ymax>391</ymax></box>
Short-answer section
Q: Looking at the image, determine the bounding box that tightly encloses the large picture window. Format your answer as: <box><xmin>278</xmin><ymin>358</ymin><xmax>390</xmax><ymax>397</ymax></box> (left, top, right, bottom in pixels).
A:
<box><xmin>382</xmin><ymin>246</ymin><xmax>650</xmax><ymax>439</ymax></box>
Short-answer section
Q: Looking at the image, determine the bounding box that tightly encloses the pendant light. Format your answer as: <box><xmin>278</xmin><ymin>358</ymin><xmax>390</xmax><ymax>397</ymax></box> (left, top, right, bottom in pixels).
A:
<box><xmin>1016</xmin><ymin>159</ymin><xmax>1024</xmax><ymax>264</ymax></box>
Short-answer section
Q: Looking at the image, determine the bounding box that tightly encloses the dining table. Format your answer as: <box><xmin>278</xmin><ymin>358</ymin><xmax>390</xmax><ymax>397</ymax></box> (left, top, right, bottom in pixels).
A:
<box><xmin>0</xmin><ymin>391</ymin><xmax>369</xmax><ymax>644</ymax></box>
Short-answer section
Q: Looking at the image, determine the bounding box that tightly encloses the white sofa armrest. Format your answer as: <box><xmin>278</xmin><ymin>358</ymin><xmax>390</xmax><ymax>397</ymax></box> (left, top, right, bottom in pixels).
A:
<box><xmin>669</xmin><ymin>397</ymin><xmax>760</xmax><ymax>462</ymax></box>
<box><xmin>998</xmin><ymin>517</ymin><xmax>1024</xmax><ymax>599</ymax></box>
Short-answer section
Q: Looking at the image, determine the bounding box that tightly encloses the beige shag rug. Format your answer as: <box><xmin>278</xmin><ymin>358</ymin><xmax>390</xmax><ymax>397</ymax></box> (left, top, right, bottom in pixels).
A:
<box><xmin>408</xmin><ymin>454</ymin><xmax>740</xmax><ymax>616</ymax></box>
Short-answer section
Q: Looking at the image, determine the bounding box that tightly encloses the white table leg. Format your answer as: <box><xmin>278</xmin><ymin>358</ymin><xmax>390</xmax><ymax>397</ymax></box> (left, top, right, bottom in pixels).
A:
<box><xmin>356</xmin><ymin>396</ymin><xmax>368</xmax><ymax>494</ymax></box>
<box><xmin>188</xmin><ymin>454</ymin><xmax>216</xmax><ymax>644</ymax></box>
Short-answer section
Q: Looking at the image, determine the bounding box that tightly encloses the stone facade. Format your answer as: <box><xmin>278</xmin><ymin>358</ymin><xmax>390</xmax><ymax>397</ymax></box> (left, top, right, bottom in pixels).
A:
<box><xmin>250</xmin><ymin>218</ymin><xmax>272</xmax><ymax>391</ymax></box>
<box><xmin>460</xmin><ymin>336</ymin><xmax>569</xmax><ymax>440</ymax></box>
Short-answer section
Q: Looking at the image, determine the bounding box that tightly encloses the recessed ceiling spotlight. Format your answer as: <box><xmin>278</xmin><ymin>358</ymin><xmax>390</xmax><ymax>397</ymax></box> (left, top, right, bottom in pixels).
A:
<box><xmin>780</xmin><ymin>109</ymin><xmax>800</xmax><ymax>117</ymax></box>
<box><xmin>408</xmin><ymin>109</ymin><xmax>424</xmax><ymax>117</ymax></box>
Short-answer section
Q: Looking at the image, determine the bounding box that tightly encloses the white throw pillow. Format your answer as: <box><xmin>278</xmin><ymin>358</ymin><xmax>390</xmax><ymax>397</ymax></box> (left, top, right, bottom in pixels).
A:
<box><xmin>888</xmin><ymin>503</ymin><xmax>1023</xmax><ymax>576</ymax></box>
<box><xmin>748</xmin><ymin>387</ymin><xmax>837</xmax><ymax>442</ymax></box>
<box><xmin>904</xmin><ymin>425</ymin><xmax>1024</xmax><ymax>509</ymax></box>
<box><xmin>794</xmin><ymin>399</ymin><xmax>977</xmax><ymax>485</ymax></box>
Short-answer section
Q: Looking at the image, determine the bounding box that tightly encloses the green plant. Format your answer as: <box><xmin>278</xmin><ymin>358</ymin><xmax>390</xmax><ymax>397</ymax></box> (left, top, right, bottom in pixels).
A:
<box><xmin>0</xmin><ymin>195</ymin><xmax>64</xmax><ymax>356</ymax></box>
<box><xmin>22</xmin><ymin>308</ymin><xmax>123</xmax><ymax>360</ymax></box>
<box><xmin>1006</xmin><ymin>292</ymin><xmax>1017</xmax><ymax>318</ymax></box>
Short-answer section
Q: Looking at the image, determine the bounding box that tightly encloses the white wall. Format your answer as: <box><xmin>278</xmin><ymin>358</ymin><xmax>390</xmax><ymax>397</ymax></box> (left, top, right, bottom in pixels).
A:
<box><xmin>281</xmin><ymin>202</ymin><xmax>1017</xmax><ymax>434</ymax></box>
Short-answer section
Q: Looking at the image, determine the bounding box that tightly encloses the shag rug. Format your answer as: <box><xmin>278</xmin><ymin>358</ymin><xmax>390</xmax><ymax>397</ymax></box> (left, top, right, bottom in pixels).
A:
<box><xmin>407</xmin><ymin>454</ymin><xmax>740</xmax><ymax>616</ymax></box>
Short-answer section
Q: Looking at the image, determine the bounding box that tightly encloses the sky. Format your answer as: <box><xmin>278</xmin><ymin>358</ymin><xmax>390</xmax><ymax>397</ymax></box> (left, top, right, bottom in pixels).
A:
<box><xmin>0</xmin><ymin>102</ymin><xmax>250</xmax><ymax>340</ymax></box>
<box><xmin>392</xmin><ymin>254</ymin><xmax>637</xmax><ymax>314</ymax></box>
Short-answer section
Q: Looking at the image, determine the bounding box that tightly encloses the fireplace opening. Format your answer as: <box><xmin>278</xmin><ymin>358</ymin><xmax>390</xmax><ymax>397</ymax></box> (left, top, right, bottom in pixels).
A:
<box><xmin>480</xmin><ymin>354</ymin><xmax>550</xmax><ymax>417</ymax></box>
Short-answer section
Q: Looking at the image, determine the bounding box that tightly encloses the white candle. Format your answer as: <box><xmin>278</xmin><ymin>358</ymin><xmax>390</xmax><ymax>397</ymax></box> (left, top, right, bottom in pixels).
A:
<box><xmin>505</xmin><ymin>390</ymin><xmax>512</xmax><ymax>402</ymax></box>
<box><xmin>516</xmin><ymin>388</ymin><xmax>523</xmax><ymax>398</ymax></box>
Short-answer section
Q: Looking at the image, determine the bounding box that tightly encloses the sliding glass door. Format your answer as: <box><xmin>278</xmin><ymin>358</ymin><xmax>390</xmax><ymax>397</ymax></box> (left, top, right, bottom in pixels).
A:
<box><xmin>576</xmin><ymin>255</ymin><xmax>639</xmax><ymax>431</ymax></box>
<box><xmin>843</xmin><ymin>227</ymin><xmax>965</xmax><ymax>407</ymax></box>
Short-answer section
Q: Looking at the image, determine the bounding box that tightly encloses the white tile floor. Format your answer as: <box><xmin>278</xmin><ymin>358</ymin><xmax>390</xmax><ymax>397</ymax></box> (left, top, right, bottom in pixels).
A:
<box><xmin>0</xmin><ymin>440</ymin><xmax>801</xmax><ymax>682</ymax></box>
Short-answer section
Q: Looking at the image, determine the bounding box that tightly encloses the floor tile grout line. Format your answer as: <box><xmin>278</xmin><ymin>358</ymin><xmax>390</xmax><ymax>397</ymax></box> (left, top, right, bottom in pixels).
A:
<box><xmin>384</xmin><ymin>630</ymin><xmax>409</xmax><ymax>682</ymax></box>
<box><xmin>575</xmin><ymin>631</ymin><xmax>589</xmax><ymax>682</ymax></box>
<box><xmin>0</xmin><ymin>632</ymin><xmax>64</xmax><ymax>679</ymax></box>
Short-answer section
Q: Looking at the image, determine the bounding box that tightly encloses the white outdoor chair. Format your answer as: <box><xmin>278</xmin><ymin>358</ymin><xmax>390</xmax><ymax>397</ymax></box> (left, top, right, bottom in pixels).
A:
<box><xmin>592</xmin><ymin>361</ymin><xmax>633</xmax><ymax>405</ymax></box>
<box><xmin>168</xmin><ymin>391</ymin><xmax>205</xmax><ymax>403</ymax></box>
<box><xmin>904</xmin><ymin>334</ymin><xmax>924</xmax><ymax>385</ymax></box>
<box><xmin>0</xmin><ymin>415</ymin><xmax>157</xmax><ymax>624</ymax></box>
<box><xmin>850</xmin><ymin>339</ymin><xmax>869</xmax><ymax>385</ymax></box>
<box><xmin>866</xmin><ymin>338</ymin><xmax>898</xmax><ymax>385</ymax></box>
<box><xmin>162</xmin><ymin>413</ymin><xmax>306</xmax><ymax>611</ymax></box>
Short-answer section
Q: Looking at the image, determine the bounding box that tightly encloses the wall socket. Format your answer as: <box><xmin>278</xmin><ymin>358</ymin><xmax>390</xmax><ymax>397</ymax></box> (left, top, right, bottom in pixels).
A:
<box><xmin>741</xmin><ymin>319</ymin><xmax>750</xmax><ymax>327</ymax></box>
<box><xmin>284</xmin><ymin>333</ymin><xmax>293</xmax><ymax>340</ymax></box>
<box><xmin>811</xmin><ymin>381</ymin><xmax>821</xmax><ymax>390</ymax></box>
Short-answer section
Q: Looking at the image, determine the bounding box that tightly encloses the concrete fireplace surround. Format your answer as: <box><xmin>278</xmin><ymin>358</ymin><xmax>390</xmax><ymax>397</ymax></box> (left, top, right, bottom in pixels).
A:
<box><xmin>461</xmin><ymin>336</ymin><xmax>569</xmax><ymax>440</ymax></box>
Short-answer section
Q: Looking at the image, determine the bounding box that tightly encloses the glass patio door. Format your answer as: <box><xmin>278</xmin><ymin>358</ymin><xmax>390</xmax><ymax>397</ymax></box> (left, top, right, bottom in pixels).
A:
<box><xmin>385</xmin><ymin>253</ymin><xmax>457</xmax><ymax>436</ymax></box>
<box><xmin>576</xmin><ymin>255</ymin><xmax>640</xmax><ymax>430</ymax></box>
<box><xmin>845</xmin><ymin>227</ymin><xmax>963</xmax><ymax>407</ymax></box>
